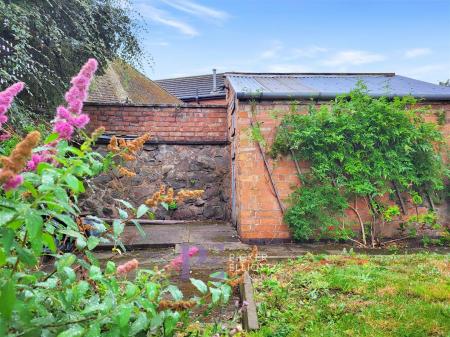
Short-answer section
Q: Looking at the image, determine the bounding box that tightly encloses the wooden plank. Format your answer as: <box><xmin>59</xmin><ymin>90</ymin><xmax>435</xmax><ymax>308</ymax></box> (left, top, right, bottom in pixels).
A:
<box><xmin>240</xmin><ymin>271</ymin><xmax>259</xmax><ymax>331</ymax></box>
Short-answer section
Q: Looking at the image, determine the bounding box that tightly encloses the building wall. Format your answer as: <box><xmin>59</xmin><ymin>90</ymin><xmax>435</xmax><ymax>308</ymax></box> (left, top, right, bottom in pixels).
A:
<box><xmin>85</xmin><ymin>103</ymin><xmax>227</xmax><ymax>142</ymax></box>
<box><xmin>232</xmin><ymin>99</ymin><xmax>450</xmax><ymax>242</ymax></box>
<box><xmin>82</xmin><ymin>103</ymin><xmax>231</xmax><ymax>221</ymax></box>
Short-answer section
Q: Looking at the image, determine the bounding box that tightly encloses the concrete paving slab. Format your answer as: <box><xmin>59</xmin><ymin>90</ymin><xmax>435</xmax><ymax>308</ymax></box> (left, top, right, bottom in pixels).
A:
<box><xmin>97</xmin><ymin>221</ymin><xmax>241</xmax><ymax>249</ymax></box>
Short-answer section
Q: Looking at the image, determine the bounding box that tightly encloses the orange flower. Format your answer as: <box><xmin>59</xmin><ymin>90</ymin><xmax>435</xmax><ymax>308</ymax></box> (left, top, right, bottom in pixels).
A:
<box><xmin>175</xmin><ymin>189</ymin><xmax>204</xmax><ymax>203</ymax></box>
<box><xmin>158</xmin><ymin>300</ymin><xmax>196</xmax><ymax>311</ymax></box>
<box><xmin>118</xmin><ymin>166</ymin><xmax>136</xmax><ymax>177</ymax></box>
<box><xmin>107</xmin><ymin>136</ymin><xmax>120</xmax><ymax>152</ymax></box>
<box><xmin>0</xmin><ymin>131</ymin><xmax>40</xmax><ymax>184</ymax></box>
<box><xmin>91</xmin><ymin>127</ymin><xmax>105</xmax><ymax>141</ymax></box>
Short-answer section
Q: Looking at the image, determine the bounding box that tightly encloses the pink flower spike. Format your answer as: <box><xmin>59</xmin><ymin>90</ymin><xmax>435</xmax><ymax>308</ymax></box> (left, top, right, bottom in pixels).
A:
<box><xmin>64</xmin><ymin>86</ymin><xmax>82</xmax><ymax>104</ymax></box>
<box><xmin>3</xmin><ymin>174</ymin><xmax>23</xmax><ymax>191</ymax></box>
<box><xmin>188</xmin><ymin>246</ymin><xmax>199</xmax><ymax>257</ymax></box>
<box><xmin>117</xmin><ymin>258</ymin><xmax>139</xmax><ymax>275</ymax></box>
<box><xmin>0</xmin><ymin>82</ymin><xmax>25</xmax><ymax>127</ymax></box>
<box><xmin>26</xmin><ymin>153</ymin><xmax>49</xmax><ymax>171</ymax></box>
<box><xmin>83</xmin><ymin>58</ymin><xmax>98</xmax><ymax>74</ymax></box>
<box><xmin>54</xmin><ymin>121</ymin><xmax>74</xmax><ymax>140</ymax></box>
<box><xmin>56</xmin><ymin>106</ymin><xmax>71</xmax><ymax>120</ymax></box>
<box><xmin>68</xmin><ymin>100</ymin><xmax>83</xmax><ymax>115</ymax></box>
<box><xmin>0</xmin><ymin>132</ymin><xmax>11</xmax><ymax>141</ymax></box>
<box><xmin>71</xmin><ymin>114</ymin><xmax>90</xmax><ymax>128</ymax></box>
<box><xmin>70</xmin><ymin>74</ymin><xmax>90</xmax><ymax>88</ymax></box>
<box><xmin>169</xmin><ymin>256</ymin><xmax>183</xmax><ymax>269</ymax></box>
<box><xmin>8</xmin><ymin>82</ymin><xmax>25</xmax><ymax>95</ymax></box>
<box><xmin>166</xmin><ymin>246</ymin><xmax>200</xmax><ymax>271</ymax></box>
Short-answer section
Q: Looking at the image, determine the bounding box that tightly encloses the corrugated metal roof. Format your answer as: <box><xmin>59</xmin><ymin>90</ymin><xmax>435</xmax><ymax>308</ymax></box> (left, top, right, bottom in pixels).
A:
<box><xmin>156</xmin><ymin>73</ymin><xmax>226</xmax><ymax>100</ymax></box>
<box><xmin>226</xmin><ymin>73</ymin><xmax>450</xmax><ymax>101</ymax></box>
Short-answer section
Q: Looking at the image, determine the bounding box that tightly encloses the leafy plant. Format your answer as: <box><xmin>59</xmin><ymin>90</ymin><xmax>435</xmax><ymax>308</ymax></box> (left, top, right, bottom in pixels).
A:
<box><xmin>271</xmin><ymin>83</ymin><xmax>446</xmax><ymax>245</ymax></box>
<box><xmin>0</xmin><ymin>62</ymin><xmax>235</xmax><ymax>336</ymax></box>
<box><xmin>383</xmin><ymin>205</ymin><xmax>401</xmax><ymax>222</ymax></box>
<box><xmin>248</xmin><ymin>121</ymin><xmax>266</xmax><ymax>147</ymax></box>
<box><xmin>283</xmin><ymin>181</ymin><xmax>348</xmax><ymax>240</ymax></box>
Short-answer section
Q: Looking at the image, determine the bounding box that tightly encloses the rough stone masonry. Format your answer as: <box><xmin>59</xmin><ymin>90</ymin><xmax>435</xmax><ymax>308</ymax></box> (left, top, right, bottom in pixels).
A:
<box><xmin>82</xmin><ymin>103</ymin><xmax>231</xmax><ymax>221</ymax></box>
<box><xmin>81</xmin><ymin>144</ymin><xmax>231</xmax><ymax>220</ymax></box>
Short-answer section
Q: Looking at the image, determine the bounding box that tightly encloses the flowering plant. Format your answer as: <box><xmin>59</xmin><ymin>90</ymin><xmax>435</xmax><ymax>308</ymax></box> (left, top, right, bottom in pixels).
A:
<box><xmin>0</xmin><ymin>60</ymin><xmax>235</xmax><ymax>336</ymax></box>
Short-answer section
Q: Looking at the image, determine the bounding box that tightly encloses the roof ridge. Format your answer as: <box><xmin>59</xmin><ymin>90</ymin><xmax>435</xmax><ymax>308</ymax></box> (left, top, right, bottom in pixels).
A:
<box><xmin>156</xmin><ymin>73</ymin><xmax>225</xmax><ymax>81</ymax></box>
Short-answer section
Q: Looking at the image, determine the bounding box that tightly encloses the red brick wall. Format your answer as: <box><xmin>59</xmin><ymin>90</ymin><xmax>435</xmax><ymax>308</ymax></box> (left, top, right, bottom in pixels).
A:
<box><xmin>85</xmin><ymin>103</ymin><xmax>228</xmax><ymax>142</ymax></box>
<box><xmin>232</xmin><ymin>99</ymin><xmax>450</xmax><ymax>242</ymax></box>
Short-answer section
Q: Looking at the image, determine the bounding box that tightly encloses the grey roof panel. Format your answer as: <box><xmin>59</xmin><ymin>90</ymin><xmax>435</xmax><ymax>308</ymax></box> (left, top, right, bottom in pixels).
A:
<box><xmin>226</xmin><ymin>73</ymin><xmax>450</xmax><ymax>101</ymax></box>
<box><xmin>156</xmin><ymin>73</ymin><xmax>226</xmax><ymax>100</ymax></box>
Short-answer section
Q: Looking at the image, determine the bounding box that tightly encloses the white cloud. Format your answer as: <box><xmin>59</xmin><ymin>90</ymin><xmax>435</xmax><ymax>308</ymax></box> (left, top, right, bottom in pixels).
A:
<box><xmin>404</xmin><ymin>48</ymin><xmax>432</xmax><ymax>59</ymax></box>
<box><xmin>160</xmin><ymin>0</ymin><xmax>229</xmax><ymax>21</ymax></box>
<box><xmin>291</xmin><ymin>46</ymin><xmax>328</xmax><ymax>58</ymax></box>
<box><xmin>402</xmin><ymin>64</ymin><xmax>447</xmax><ymax>77</ymax></box>
<box><xmin>260</xmin><ymin>41</ymin><xmax>283</xmax><ymax>60</ymax></box>
<box><xmin>136</xmin><ymin>3</ymin><xmax>198</xmax><ymax>36</ymax></box>
<box><xmin>323</xmin><ymin>50</ymin><xmax>386</xmax><ymax>66</ymax></box>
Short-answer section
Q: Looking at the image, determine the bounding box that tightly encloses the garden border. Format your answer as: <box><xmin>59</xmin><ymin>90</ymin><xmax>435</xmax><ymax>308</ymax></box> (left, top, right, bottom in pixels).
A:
<box><xmin>239</xmin><ymin>271</ymin><xmax>259</xmax><ymax>331</ymax></box>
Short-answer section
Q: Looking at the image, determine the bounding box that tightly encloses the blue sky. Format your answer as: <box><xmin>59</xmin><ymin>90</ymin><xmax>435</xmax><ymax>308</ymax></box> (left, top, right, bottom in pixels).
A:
<box><xmin>132</xmin><ymin>0</ymin><xmax>450</xmax><ymax>83</ymax></box>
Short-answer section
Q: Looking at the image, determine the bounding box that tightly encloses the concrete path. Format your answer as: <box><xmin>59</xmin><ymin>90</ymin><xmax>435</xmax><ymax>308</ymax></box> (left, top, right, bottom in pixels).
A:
<box><xmin>96</xmin><ymin>221</ymin><xmax>450</xmax><ymax>267</ymax></box>
<box><xmin>98</xmin><ymin>221</ymin><xmax>249</xmax><ymax>250</ymax></box>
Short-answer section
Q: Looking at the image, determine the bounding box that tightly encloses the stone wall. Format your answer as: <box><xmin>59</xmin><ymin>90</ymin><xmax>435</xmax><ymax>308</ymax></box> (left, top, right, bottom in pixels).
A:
<box><xmin>231</xmin><ymin>97</ymin><xmax>450</xmax><ymax>242</ymax></box>
<box><xmin>81</xmin><ymin>144</ymin><xmax>231</xmax><ymax>221</ymax></box>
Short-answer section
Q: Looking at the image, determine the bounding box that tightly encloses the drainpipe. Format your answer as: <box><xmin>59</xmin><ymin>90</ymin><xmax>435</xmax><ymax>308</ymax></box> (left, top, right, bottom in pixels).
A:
<box><xmin>212</xmin><ymin>68</ymin><xmax>217</xmax><ymax>93</ymax></box>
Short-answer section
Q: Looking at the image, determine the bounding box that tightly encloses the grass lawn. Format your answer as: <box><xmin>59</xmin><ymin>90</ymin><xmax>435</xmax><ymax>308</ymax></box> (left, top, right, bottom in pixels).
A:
<box><xmin>249</xmin><ymin>253</ymin><xmax>450</xmax><ymax>337</ymax></box>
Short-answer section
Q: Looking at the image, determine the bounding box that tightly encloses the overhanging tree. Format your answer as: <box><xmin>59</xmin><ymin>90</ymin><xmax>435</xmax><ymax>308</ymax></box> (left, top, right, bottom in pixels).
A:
<box><xmin>0</xmin><ymin>0</ymin><xmax>147</xmax><ymax>127</ymax></box>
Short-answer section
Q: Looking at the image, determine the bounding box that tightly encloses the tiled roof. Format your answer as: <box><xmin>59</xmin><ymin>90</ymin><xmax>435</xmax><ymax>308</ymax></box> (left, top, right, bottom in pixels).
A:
<box><xmin>226</xmin><ymin>73</ymin><xmax>450</xmax><ymax>101</ymax></box>
<box><xmin>155</xmin><ymin>73</ymin><xmax>226</xmax><ymax>100</ymax></box>
<box><xmin>87</xmin><ymin>60</ymin><xmax>181</xmax><ymax>104</ymax></box>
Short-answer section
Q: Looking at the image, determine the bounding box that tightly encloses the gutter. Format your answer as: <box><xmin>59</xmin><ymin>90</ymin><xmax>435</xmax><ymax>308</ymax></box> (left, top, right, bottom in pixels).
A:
<box><xmin>96</xmin><ymin>135</ymin><xmax>229</xmax><ymax>146</ymax></box>
<box><xmin>236</xmin><ymin>91</ymin><xmax>450</xmax><ymax>102</ymax></box>
<box><xmin>181</xmin><ymin>94</ymin><xmax>226</xmax><ymax>101</ymax></box>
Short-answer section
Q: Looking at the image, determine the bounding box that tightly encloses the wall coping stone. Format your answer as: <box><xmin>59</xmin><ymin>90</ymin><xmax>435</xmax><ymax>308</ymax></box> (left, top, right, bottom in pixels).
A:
<box><xmin>85</xmin><ymin>102</ymin><xmax>228</xmax><ymax>109</ymax></box>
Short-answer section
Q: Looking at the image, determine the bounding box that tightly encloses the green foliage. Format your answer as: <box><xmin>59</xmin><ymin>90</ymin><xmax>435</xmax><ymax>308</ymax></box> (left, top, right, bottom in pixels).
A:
<box><xmin>0</xmin><ymin>123</ymin><xmax>50</xmax><ymax>156</ymax></box>
<box><xmin>411</xmin><ymin>191</ymin><xmax>423</xmax><ymax>205</ymax></box>
<box><xmin>271</xmin><ymin>84</ymin><xmax>446</xmax><ymax>243</ymax></box>
<box><xmin>435</xmin><ymin>109</ymin><xmax>446</xmax><ymax>125</ymax></box>
<box><xmin>160</xmin><ymin>200</ymin><xmax>178</xmax><ymax>211</ymax></box>
<box><xmin>248</xmin><ymin>121</ymin><xmax>266</xmax><ymax>147</ymax></box>
<box><xmin>284</xmin><ymin>181</ymin><xmax>348</xmax><ymax>240</ymax></box>
<box><xmin>0</xmin><ymin>133</ymin><xmax>231</xmax><ymax>335</ymax></box>
<box><xmin>0</xmin><ymin>0</ymin><xmax>147</xmax><ymax>129</ymax></box>
<box><xmin>383</xmin><ymin>205</ymin><xmax>401</xmax><ymax>222</ymax></box>
<box><xmin>272</xmin><ymin>84</ymin><xmax>445</xmax><ymax>195</ymax></box>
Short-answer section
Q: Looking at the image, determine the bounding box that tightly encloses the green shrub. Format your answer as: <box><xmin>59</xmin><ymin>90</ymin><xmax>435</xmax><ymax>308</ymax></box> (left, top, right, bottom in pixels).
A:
<box><xmin>272</xmin><ymin>83</ymin><xmax>446</xmax><ymax>244</ymax></box>
<box><xmin>0</xmin><ymin>63</ymin><xmax>233</xmax><ymax>336</ymax></box>
<box><xmin>284</xmin><ymin>183</ymin><xmax>348</xmax><ymax>240</ymax></box>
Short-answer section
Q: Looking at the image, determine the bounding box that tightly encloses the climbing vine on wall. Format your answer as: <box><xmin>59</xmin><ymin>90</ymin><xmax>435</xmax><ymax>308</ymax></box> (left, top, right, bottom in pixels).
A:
<box><xmin>271</xmin><ymin>84</ymin><xmax>447</xmax><ymax>245</ymax></box>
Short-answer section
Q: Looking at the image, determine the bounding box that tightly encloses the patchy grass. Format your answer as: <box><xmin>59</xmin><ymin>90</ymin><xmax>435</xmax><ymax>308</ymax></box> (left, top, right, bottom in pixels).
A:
<box><xmin>249</xmin><ymin>253</ymin><xmax>450</xmax><ymax>337</ymax></box>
